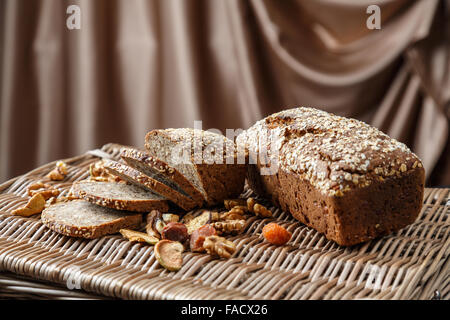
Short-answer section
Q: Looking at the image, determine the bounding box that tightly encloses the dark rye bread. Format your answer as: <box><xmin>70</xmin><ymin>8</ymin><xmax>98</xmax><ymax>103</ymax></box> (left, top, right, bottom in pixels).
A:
<box><xmin>71</xmin><ymin>180</ymin><xmax>169</xmax><ymax>212</ymax></box>
<box><xmin>239</xmin><ymin>107</ymin><xmax>425</xmax><ymax>246</ymax></box>
<box><xmin>102</xmin><ymin>159</ymin><xmax>198</xmax><ymax>211</ymax></box>
<box><xmin>41</xmin><ymin>200</ymin><xmax>142</xmax><ymax>239</ymax></box>
<box><xmin>120</xmin><ymin>148</ymin><xmax>204</xmax><ymax>207</ymax></box>
<box><xmin>144</xmin><ymin>128</ymin><xmax>247</xmax><ymax>206</ymax></box>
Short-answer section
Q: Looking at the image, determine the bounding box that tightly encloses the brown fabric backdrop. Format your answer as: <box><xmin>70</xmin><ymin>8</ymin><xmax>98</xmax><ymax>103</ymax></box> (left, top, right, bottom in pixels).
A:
<box><xmin>0</xmin><ymin>0</ymin><xmax>449</xmax><ymax>185</ymax></box>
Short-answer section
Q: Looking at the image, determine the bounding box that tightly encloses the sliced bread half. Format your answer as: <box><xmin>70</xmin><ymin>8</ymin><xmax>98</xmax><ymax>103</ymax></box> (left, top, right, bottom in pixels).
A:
<box><xmin>102</xmin><ymin>159</ymin><xmax>199</xmax><ymax>211</ymax></box>
<box><xmin>144</xmin><ymin>128</ymin><xmax>247</xmax><ymax>206</ymax></box>
<box><xmin>41</xmin><ymin>200</ymin><xmax>142</xmax><ymax>239</ymax></box>
<box><xmin>71</xmin><ymin>180</ymin><xmax>169</xmax><ymax>212</ymax></box>
<box><xmin>120</xmin><ymin>148</ymin><xmax>204</xmax><ymax>206</ymax></box>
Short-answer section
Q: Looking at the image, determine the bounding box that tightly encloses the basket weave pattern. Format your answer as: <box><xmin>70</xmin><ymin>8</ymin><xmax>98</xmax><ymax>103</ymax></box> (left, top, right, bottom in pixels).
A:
<box><xmin>0</xmin><ymin>143</ymin><xmax>448</xmax><ymax>300</ymax></box>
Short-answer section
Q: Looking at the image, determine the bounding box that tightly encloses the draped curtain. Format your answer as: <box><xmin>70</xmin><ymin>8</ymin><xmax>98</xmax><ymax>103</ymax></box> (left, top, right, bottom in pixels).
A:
<box><xmin>0</xmin><ymin>0</ymin><xmax>449</xmax><ymax>185</ymax></box>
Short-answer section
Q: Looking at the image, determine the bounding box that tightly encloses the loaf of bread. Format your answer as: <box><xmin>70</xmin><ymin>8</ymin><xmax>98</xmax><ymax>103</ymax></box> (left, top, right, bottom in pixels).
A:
<box><xmin>238</xmin><ymin>107</ymin><xmax>425</xmax><ymax>246</ymax></box>
<box><xmin>145</xmin><ymin>128</ymin><xmax>247</xmax><ymax>206</ymax></box>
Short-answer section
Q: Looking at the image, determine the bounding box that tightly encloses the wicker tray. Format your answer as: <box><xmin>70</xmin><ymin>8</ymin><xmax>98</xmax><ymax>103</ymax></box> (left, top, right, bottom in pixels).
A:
<box><xmin>0</xmin><ymin>143</ymin><xmax>448</xmax><ymax>300</ymax></box>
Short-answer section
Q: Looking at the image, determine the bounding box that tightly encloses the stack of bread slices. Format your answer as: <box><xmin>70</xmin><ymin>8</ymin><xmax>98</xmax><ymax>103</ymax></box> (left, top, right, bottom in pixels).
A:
<box><xmin>41</xmin><ymin>128</ymin><xmax>247</xmax><ymax>239</ymax></box>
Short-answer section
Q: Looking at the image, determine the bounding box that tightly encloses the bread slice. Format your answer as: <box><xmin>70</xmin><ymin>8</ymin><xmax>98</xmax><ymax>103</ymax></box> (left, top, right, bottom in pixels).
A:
<box><xmin>71</xmin><ymin>180</ymin><xmax>169</xmax><ymax>212</ymax></box>
<box><xmin>41</xmin><ymin>200</ymin><xmax>142</xmax><ymax>239</ymax></box>
<box><xmin>144</xmin><ymin>128</ymin><xmax>247</xmax><ymax>206</ymax></box>
<box><xmin>102</xmin><ymin>159</ymin><xmax>199</xmax><ymax>211</ymax></box>
<box><xmin>120</xmin><ymin>148</ymin><xmax>204</xmax><ymax>206</ymax></box>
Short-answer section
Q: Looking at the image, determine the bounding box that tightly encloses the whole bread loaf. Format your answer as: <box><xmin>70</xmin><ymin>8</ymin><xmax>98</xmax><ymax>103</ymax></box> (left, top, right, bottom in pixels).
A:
<box><xmin>238</xmin><ymin>107</ymin><xmax>425</xmax><ymax>246</ymax></box>
<box><xmin>145</xmin><ymin>128</ymin><xmax>247</xmax><ymax>206</ymax></box>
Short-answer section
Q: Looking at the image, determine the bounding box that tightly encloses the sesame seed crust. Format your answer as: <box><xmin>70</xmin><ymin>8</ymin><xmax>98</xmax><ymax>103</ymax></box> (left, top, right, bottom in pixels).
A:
<box><xmin>240</xmin><ymin>107</ymin><xmax>424</xmax><ymax>197</ymax></box>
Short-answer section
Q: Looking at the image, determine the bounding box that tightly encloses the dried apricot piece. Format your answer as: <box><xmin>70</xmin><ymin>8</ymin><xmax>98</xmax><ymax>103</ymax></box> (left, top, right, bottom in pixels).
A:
<box><xmin>262</xmin><ymin>222</ymin><xmax>291</xmax><ymax>245</ymax></box>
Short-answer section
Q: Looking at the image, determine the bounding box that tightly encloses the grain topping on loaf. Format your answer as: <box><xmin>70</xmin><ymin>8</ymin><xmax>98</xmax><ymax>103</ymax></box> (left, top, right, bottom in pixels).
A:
<box><xmin>240</xmin><ymin>107</ymin><xmax>423</xmax><ymax>197</ymax></box>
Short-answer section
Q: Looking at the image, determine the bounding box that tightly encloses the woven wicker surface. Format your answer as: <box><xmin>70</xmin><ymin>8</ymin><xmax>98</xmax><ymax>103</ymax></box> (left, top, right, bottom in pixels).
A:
<box><xmin>0</xmin><ymin>143</ymin><xmax>448</xmax><ymax>300</ymax></box>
